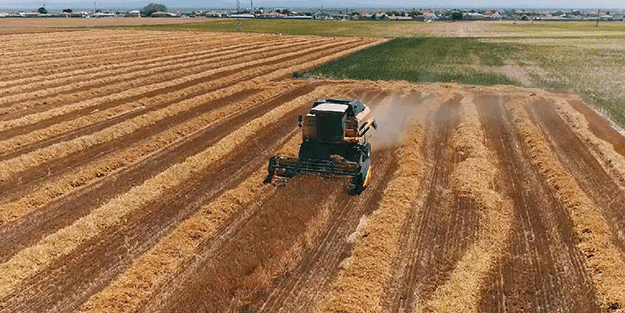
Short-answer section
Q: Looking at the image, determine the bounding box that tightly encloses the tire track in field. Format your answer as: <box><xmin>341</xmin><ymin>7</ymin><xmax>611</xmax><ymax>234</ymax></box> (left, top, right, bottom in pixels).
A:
<box><xmin>0</xmin><ymin>84</ymin><xmax>326</xmax><ymax>310</ymax></box>
<box><xmin>515</xmin><ymin>98</ymin><xmax>625</xmax><ymax>311</ymax></box>
<box><xmin>528</xmin><ymin>98</ymin><xmax>625</xmax><ymax>255</ymax></box>
<box><xmin>0</xmin><ymin>109</ymin><xmax>306</xmax><ymax>313</ymax></box>
<box><xmin>241</xmin><ymin>89</ymin><xmax>394</xmax><ymax>313</ymax></box>
<box><xmin>0</xmin><ymin>84</ymin><xmax>321</xmax><ymax>259</ymax></box>
<box><xmin>77</xmin><ymin>134</ymin><xmax>305</xmax><ymax>313</ymax></box>
<box><xmin>152</xmin><ymin>177</ymin><xmax>351</xmax><ymax>313</ymax></box>
<box><xmin>418</xmin><ymin>92</ymin><xmax>512</xmax><ymax>313</ymax></box>
<box><xmin>476</xmin><ymin>93</ymin><xmax>597</xmax><ymax>313</ymax></box>
<box><xmin>319</xmin><ymin>95</ymin><xmax>428</xmax><ymax>313</ymax></box>
<box><xmin>0</xmin><ymin>38</ymin><xmax>372</xmax><ymax>183</ymax></box>
<box><xmin>566</xmin><ymin>98</ymin><xmax>625</xmax><ymax>159</ymax></box>
<box><xmin>383</xmin><ymin>94</ymin><xmax>478</xmax><ymax>313</ymax></box>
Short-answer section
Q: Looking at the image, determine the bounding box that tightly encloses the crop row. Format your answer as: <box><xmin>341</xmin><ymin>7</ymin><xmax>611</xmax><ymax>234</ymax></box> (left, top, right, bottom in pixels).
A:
<box><xmin>1</xmin><ymin>35</ymin><xmax>312</xmax><ymax>96</ymax></box>
<box><xmin>0</xmin><ymin>35</ymin><xmax>326</xmax><ymax>115</ymax></box>
<box><xmin>78</xmin><ymin>133</ymin><xmax>303</xmax><ymax>313</ymax></box>
<box><xmin>0</xmin><ymin>38</ymin><xmax>362</xmax><ymax>159</ymax></box>
<box><xmin>0</xmin><ymin>82</ymin><xmax>334</xmax><ymax>301</ymax></box>
<box><xmin>509</xmin><ymin>99</ymin><xmax>625</xmax><ymax>311</ymax></box>
<box><xmin>0</xmin><ymin>32</ymin><xmax>278</xmax><ymax>82</ymax></box>
<box><xmin>0</xmin><ymin>83</ymin><xmax>301</xmax><ymax>226</ymax></box>
<box><xmin>0</xmin><ymin>31</ymin><xmax>262</xmax><ymax>70</ymax></box>
<box><xmin>0</xmin><ymin>36</ymin><xmax>347</xmax><ymax>123</ymax></box>
<box><xmin>420</xmin><ymin>92</ymin><xmax>511</xmax><ymax>312</ymax></box>
<box><xmin>321</xmin><ymin>91</ymin><xmax>430</xmax><ymax>313</ymax></box>
<box><xmin>0</xmin><ymin>38</ymin><xmax>381</xmax><ymax>221</ymax></box>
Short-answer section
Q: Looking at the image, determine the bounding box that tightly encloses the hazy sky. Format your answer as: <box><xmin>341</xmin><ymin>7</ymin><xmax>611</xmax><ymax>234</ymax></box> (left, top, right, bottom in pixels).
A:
<box><xmin>1</xmin><ymin>0</ymin><xmax>623</xmax><ymax>10</ymax></box>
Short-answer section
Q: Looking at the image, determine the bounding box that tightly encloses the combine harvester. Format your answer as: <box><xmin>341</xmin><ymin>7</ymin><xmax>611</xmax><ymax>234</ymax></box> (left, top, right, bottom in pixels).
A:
<box><xmin>267</xmin><ymin>98</ymin><xmax>377</xmax><ymax>193</ymax></box>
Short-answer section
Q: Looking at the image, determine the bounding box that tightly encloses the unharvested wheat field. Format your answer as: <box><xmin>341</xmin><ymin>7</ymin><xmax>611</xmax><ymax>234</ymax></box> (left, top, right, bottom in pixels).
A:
<box><xmin>1</xmin><ymin>29</ymin><xmax>625</xmax><ymax>313</ymax></box>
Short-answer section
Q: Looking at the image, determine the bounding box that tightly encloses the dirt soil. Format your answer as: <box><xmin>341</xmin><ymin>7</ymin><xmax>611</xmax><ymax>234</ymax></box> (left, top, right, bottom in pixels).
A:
<box><xmin>0</xmin><ymin>17</ymin><xmax>214</xmax><ymax>35</ymax></box>
<box><xmin>1</xmin><ymin>30</ymin><xmax>625</xmax><ymax>313</ymax></box>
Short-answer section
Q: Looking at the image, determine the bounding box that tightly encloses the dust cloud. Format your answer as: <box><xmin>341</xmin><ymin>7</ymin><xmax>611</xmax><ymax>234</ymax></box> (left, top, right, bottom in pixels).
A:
<box><xmin>369</xmin><ymin>91</ymin><xmax>427</xmax><ymax>151</ymax></box>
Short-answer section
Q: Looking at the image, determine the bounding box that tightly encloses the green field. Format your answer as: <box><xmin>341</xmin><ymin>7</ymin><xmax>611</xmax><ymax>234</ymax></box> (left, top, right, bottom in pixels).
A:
<box><xmin>120</xmin><ymin>20</ymin><xmax>625</xmax><ymax>126</ymax></box>
<box><xmin>122</xmin><ymin>19</ymin><xmax>432</xmax><ymax>37</ymax></box>
<box><xmin>123</xmin><ymin>19</ymin><xmax>625</xmax><ymax>38</ymax></box>
<box><xmin>300</xmin><ymin>38</ymin><xmax>518</xmax><ymax>86</ymax></box>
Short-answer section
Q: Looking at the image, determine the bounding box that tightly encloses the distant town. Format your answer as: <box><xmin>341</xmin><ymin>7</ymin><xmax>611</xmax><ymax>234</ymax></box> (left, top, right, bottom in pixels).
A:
<box><xmin>1</xmin><ymin>6</ymin><xmax>624</xmax><ymax>21</ymax></box>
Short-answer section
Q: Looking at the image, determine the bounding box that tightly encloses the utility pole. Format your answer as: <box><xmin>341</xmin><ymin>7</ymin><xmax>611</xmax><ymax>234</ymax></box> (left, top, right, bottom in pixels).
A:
<box><xmin>596</xmin><ymin>8</ymin><xmax>600</xmax><ymax>27</ymax></box>
<box><xmin>236</xmin><ymin>0</ymin><xmax>242</xmax><ymax>32</ymax></box>
<box><xmin>250</xmin><ymin>0</ymin><xmax>253</xmax><ymax>14</ymax></box>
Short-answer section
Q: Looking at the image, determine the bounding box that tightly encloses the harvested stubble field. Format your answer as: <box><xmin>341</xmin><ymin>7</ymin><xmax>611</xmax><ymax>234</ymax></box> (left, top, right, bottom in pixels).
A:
<box><xmin>0</xmin><ymin>17</ymin><xmax>212</xmax><ymax>35</ymax></box>
<box><xmin>1</xmin><ymin>29</ymin><xmax>625</xmax><ymax>313</ymax></box>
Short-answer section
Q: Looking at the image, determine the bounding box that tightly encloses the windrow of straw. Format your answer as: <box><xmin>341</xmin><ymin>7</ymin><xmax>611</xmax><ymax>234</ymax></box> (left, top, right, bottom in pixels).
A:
<box><xmin>0</xmin><ymin>32</ymin><xmax>273</xmax><ymax>84</ymax></box>
<box><xmin>319</xmin><ymin>102</ymin><xmax>427</xmax><ymax>313</ymax></box>
<box><xmin>78</xmin><ymin>133</ymin><xmax>303</xmax><ymax>313</ymax></box>
<box><xmin>0</xmin><ymin>34</ymin><xmax>296</xmax><ymax>98</ymax></box>
<box><xmin>0</xmin><ymin>38</ymin><xmax>323</xmax><ymax>145</ymax></box>
<box><xmin>509</xmin><ymin>100</ymin><xmax>625</xmax><ymax>311</ymax></box>
<box><xmin>0</xmin><ymin>39</ymin><xmax>379</xmax><ymax>181</ymax></box>
<box><xmin>0</xmin><ymin>32</ymin><xmax>236</xmax><ymax>84</ymax></box>
<box><xmin>419</xmin><ymin>94</ymin><xmax>512</xmax><ymax>313</ymax></box>
<box><xmin>553</xmin><ymin>97</ymin><xmax>625</xmax><ymax>187</ymax></box>
<box><xmin>0</xmin><ymin>84</ymin><xmax>338</xmax><ymax>300</ymax></box>
<box><xmin>228</xmin><ymin>180</ymin><xmax>337</xmax><ymax>312</ymax></box>
<box><xmin>0</xmin><ymin>83</ymin><xmax>300</xmax><ymax>226</ymax></box>
<box><xmin>0</xmin><ymin>30</ymin><xmax>172</xmax><ymax>58</ymax></box>
<box><xmin>0</xmin><ymin>35</ymin><xmax>339</xmax><ymax>117</ymax></box>
<box><xmin>0</xmin><ymin>30</ymin><xmax>260</xmax><ymax>73</ymax></box>
<box><xmin>0</xmin><ymin>31</ymin><xmax>180</xmax><ymax>68</ymax></box>
<box><xmin>0</xmin><ymin>35</ymin><xmax>322</xmax><ymax>107</ymax></box>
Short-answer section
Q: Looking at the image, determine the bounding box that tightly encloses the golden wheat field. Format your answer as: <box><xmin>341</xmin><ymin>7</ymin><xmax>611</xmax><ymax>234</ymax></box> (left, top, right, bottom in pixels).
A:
<box><xmin>1</xmin><ymin>28</ymin><xmax>625</xmax><ymax>313</ymax></box>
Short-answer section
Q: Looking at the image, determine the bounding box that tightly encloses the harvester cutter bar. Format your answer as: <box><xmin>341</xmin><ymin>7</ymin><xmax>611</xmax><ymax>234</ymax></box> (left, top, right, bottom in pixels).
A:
<box><xmin>268</xmin><ymin>155</ymin><xmax>360</xmax><ymax>178</ymax></box>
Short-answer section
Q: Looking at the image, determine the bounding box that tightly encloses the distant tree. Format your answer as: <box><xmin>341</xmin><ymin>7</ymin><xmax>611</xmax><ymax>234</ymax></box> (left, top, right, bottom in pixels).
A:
<box><xmin>452</xmin><ymin>11</ymin><xmax>463</xmax><ymax>20</ymax></box>
<box><xmin>62</xmin><ymin>8</ymin><xmax>72</xmax><ymax>13</ymax></box>
<box><xmin>141</xmin><ymin>3</ymin><xmax>167</xmax><ymax>17</ymax></box>
<box><xmin>37</xmin><ymin>6</ymin><xmax>47</xmax><ymax>14</ymax></box>
<box><xmin>281</xmin><ymin>9</ymin><xmax>291</xmax><ymax>15</ymax></box>
<box><xmin>95</xmin><ymin>9</ymin><xmax>102</xmax><ymax>13</ymax></box>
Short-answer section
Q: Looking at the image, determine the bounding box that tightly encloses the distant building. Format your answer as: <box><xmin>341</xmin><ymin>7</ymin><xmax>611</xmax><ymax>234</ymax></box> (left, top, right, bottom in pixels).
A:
<box><xmin>150</xmin><ymin>11</ymin><xmax>177</xmax><ymax>17</ymax></box>
<box><xmin>126</xmin><ymin>10</ymin><xmax>141</xmax><ymax>17</ymax></box>
<box><xmin>286</xmin><ymin>15</ymin><xmax>312</xmax><ymax>19</ymax></box>
<box><xmin>205</xmin><ymin>11</ymin><xmax>227</xmax><ymax>18</ymax></box>
<box><xmin>71</xmin><ymin>11</ymin><xmax>90</xmax><ymax>17</ymax></box>
<box><xmin>422</xmin><ymin>12</ymin><xmax>438</xmax><ymax>21</ymax></box>
<box><xmin>94</xmin><ymin>12</ymin><xmax>115</xmax><ymax>18</ymax></box>
<box><xmin>227</xmin><ymin>13</ymin><xmax>254</xmax><ymax>18</ymax></box>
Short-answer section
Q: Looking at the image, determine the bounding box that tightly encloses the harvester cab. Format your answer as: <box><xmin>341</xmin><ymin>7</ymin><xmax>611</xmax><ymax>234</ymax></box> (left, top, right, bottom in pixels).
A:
<box><xmin>267</xmin><ymin>98</ymin><xmax>377</xmax><ymax>193</ymax></box>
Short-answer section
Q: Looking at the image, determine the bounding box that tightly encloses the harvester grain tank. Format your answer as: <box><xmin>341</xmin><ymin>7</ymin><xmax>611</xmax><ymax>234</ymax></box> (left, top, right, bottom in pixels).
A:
<box><xmin>267</xmin><ymin>98</ymin><xmax>377</xmax><ymax>192</ymax></box>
